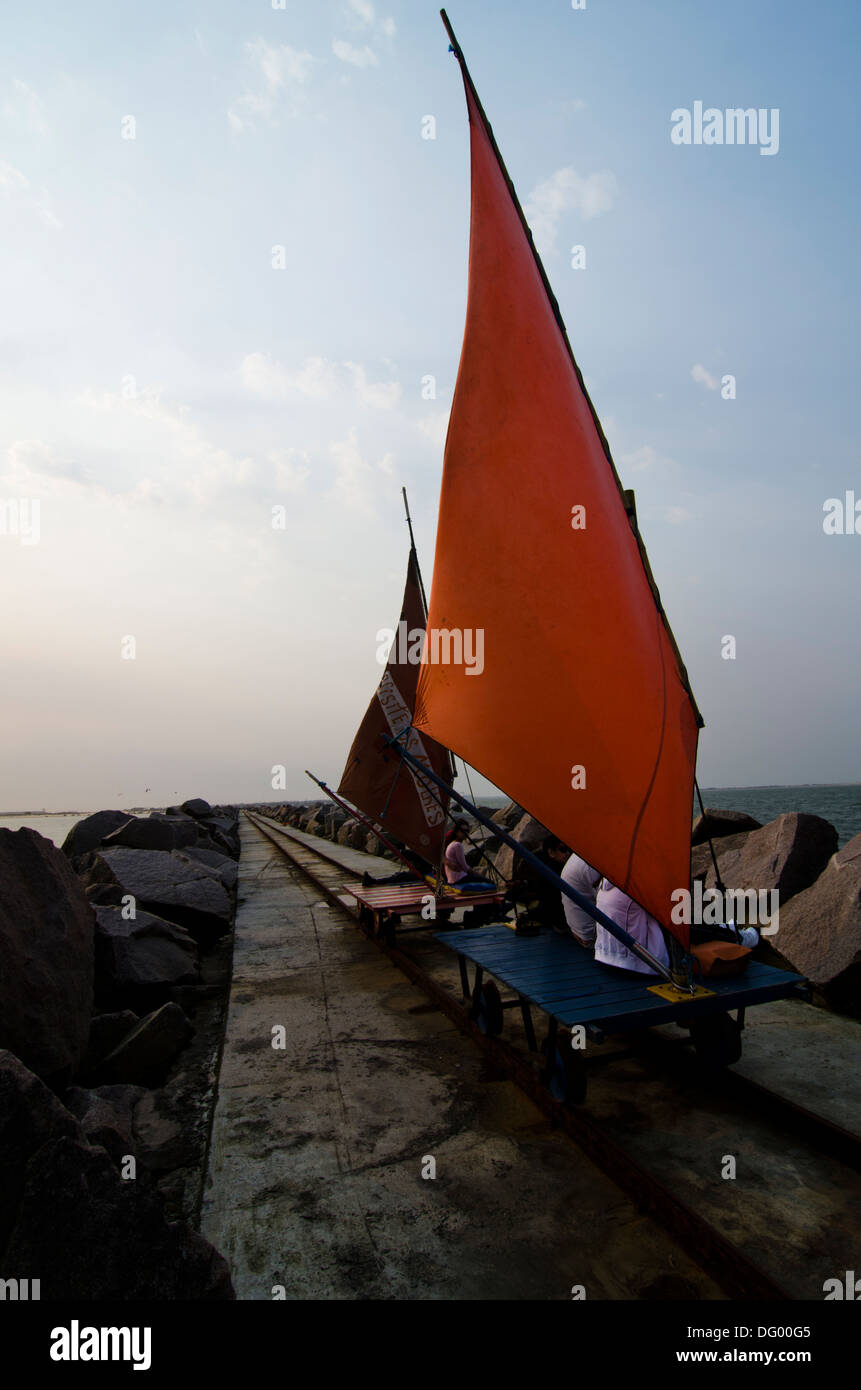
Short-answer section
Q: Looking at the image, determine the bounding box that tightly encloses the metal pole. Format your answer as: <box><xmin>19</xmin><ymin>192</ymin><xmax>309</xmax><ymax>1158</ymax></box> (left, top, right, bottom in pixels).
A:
<box><xmin>694</xmin><ymin>778</ymin><xmax>741</xmax><ymax>943</ymax></box>
<box><xmin>400</xmin><ymin>487</ymin><xmax>455</xmax><ymax>787</ymax></box>
<box><xmin>694</xmin><ymin>779</ymin><xmax>726</xmax><ymax>892</ymax></box>
<box><xmin>304</xmin><ymin>771</ymin><xmax>429</xmax><ymax>883</ymax></box>
<box><xmin>385</xmin><ymin>734</ymin><xmax>677</xmax><ymax>984</ymax></box>
<box><xmin>401</xmin><ymin>486</ymin><xmax>429</xmax><ymax>617</ymax></box>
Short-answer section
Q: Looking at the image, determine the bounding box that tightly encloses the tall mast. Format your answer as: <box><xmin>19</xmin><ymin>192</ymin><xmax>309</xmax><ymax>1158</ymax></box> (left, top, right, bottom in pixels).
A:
<box><xmin>402</xmin><ymin>486</ymin><xmax>428</xmax><ymax>618</ymax></box>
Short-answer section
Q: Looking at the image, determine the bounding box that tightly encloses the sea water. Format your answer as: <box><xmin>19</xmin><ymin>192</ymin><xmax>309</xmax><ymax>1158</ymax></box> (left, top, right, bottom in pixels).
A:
<box><xmin>478</xmin><ymin>784</ymin><xmax>861</xmax><ymax>848</ymax></box>
<box><xmin>695</xmin><ymin>785</ymin><xmax>861</xmax><ymax>848</ymax></box>
<box><xmin>0</xmin><ymin>813</ymin><xmax>92</xmax><ymax>847</ymax></box>
<box><xmin>2</xmin><ymin>784</ymin><xmax>859</xmax><ymax>849</ymax></box>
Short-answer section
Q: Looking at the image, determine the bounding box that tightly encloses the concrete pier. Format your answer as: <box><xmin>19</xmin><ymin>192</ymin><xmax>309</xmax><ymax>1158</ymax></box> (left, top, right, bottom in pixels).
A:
<box><xmin>200</xmin><ymin>818</ymin><xmax>721</xmax><ymax>1300</ymax></box>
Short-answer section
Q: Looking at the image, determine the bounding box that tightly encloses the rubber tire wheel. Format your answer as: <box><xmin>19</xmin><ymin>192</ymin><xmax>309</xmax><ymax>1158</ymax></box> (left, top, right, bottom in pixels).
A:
<box><xmin>690</xmin><ymin>1012</ymin><xmax>743</xmax><ymax>1068</ymax></box>
<box><xmin>472</xmin><ymin>980</ymin><xmax>504</xmax><ymax>1036</ymax></box>
<box><xmin>541</xmin><ymin>1031</ymin><xmax>588</xmax><ymax>1106</ymax></box>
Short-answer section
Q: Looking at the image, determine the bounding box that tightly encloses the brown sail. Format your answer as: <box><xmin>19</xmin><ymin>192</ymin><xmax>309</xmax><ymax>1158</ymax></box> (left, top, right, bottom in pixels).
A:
<box><xmin>338</xmin><ymin>548</ymin><xmax>452</xmax><ymax>866</ymax></box>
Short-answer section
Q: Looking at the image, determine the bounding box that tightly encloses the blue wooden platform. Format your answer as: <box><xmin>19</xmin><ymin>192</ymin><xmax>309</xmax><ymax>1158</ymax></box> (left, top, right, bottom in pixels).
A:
<box><xmin>434</xmin><ymin>926</ymin><xmax>808</xmax><ymax>1032</ymax></box>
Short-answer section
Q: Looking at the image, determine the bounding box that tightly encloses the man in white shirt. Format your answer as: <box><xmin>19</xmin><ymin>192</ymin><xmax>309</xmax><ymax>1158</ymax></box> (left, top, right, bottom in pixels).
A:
<box><xmin>594</xmin><ymin>879</ymin><xmax>670</xmax><ymax>975</ymax></box>
<box><xmin>560</xmin><ymin>852</ymin><xmax>602</xmax><ymax>946</ymax></box>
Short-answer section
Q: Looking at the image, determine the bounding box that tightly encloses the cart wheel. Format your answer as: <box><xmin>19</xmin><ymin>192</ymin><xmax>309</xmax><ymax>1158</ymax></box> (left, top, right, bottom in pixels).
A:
<box><xmin>541</xmin><ymin>1031</ymin><xmax>588</xmax><ymax>1106</ymax></box>
<box><xmin>471</xmin><ymin>980</ymin><xmax>504</xmax><ymax>1036</ymax></box>
<box><xmin>690</xmin><ymin>1012</ymin><xmax>742</xmax><ymax>1068</ymax></box>
<box><xmin>436</xmin><ymin>907</ymin><xmax>455</xmax><ymax>924</ymax></box>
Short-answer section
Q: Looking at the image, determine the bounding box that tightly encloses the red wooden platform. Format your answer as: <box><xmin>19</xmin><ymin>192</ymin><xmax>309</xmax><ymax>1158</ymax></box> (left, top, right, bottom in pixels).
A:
<box><xmin>344</xmin><ymin>881</ymin><xmax>505</xmax><ymax>941</ymax></box>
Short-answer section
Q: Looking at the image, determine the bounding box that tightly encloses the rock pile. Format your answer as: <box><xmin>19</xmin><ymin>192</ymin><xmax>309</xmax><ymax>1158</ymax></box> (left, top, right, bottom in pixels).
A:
<box><xmin>691</xmin><ymin>812</ymin><xmax>837</xmax><ymax>901</ymax></box>
<box><xmin>250</xmin><ymin>797</ymin><xmax>523</xmax><ymax>877</ymax></box>
<box><xmin>690</xmin><ymin>808</ymin><xmax>860</xmax><ymax>1013</ymax></box>
<box><xmin>0</xmin><ymin>1051</ymin><xmax>231</xmax><ymax>1299</ymax></box>
<box><xmin>691</xmin><ymin>807</ymin><xmax>762</xmax><ymax>845</ymax></box>
<box><xmin>754</xmin><ymin>830</ymin><xmax>861</xmax><ymax>1014</ymax></box>
<box><xmin>0</xmin><ymin>798</ymin><xmax>239</xmax><ymax>1298</ymax></box>
<box><xmin>251</xmin><ymin>799</ymin><xmax>396</xmax><ymax>862</ymax></box>
<box><xmin>0</xmin><ymin>829</ymin><xmax>95</xmax><ymax>1083</ymax></box>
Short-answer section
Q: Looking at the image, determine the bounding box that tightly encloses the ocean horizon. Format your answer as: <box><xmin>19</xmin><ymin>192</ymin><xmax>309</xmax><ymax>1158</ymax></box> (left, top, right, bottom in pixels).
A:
<box><xmin>2</xmin><ymin>782</ymin><xmax>859</xmax><ymax>850</ymax></box>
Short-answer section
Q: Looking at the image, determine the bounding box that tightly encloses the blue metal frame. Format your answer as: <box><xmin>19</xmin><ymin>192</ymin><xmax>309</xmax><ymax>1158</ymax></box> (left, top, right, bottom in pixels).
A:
<box><xmin>385</xmin><ymin>734</ymin><xmax>676</xmax><ymax>983</ymax></box>
<box><xmin>436</xmin><ymin>926</ymin><xmax>808</xmax><ymax>1033</ymax></box>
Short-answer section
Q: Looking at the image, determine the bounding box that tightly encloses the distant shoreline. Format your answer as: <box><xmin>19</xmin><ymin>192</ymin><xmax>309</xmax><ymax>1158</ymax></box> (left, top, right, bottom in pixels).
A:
<box><xmin>2</xmin><ymin>782</ymin><xmax>860</xmax><ymax>816</ymax></box>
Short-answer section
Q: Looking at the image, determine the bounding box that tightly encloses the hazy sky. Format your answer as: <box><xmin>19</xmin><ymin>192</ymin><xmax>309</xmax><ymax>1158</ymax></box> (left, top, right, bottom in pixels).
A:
<box><xmin>1</xmin><ymin>0</ymin><xmax>859</xmax><ymax>811</ymax></box>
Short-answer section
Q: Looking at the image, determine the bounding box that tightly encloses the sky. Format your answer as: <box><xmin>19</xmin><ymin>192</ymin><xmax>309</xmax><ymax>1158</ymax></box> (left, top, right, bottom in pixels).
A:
<box><xmin>1</xmin><ymin>0</ymin><xmax>859</xmax><ymax>811</ymax></box>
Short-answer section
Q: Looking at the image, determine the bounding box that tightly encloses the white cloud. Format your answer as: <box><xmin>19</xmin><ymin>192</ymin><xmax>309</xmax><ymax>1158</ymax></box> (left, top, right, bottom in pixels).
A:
<box><xmin>291</xmin><ymin>357</ymin><xmax>340</xmax><ymax>398</ymax></box>
<box><xmin>0</xmin><ymin>160</ymin><xmax>28</xmax><ymax>194</ymax></box>
<box><xmin>228</xmin><ymin>40</ymin><xmax>314</xmax><ymax>132</ymax></box>
<box><xmin>618</xmin><ymin>445</ymin><xmax>657</xmax><ymax>473</ymax></box>
<box><xmin>3</xmin><ymin>79</ymin><xmax>49</xmax><ymax>136</ymax></box>
<box><xmin>418</xmin><ymin>412</ymin><xmax>449</xmax><ymax>448</ymax></box>
<box><xmin>241</xmin><ymin>352</ymin><xmax>338</xmax><ymax>400</ymax></box>
<box><xmin>256</xmin><ymin>39</ymin><xmax>313</xmax><ymax>88</ymax></box>
<box><xmin>381</xmin><ymin>17</ymin><xmax>396</xmax><ymax>37</ymax></box>
<box><xmin>271</xmin><ymin>448</ymin><xmax>310</xmax><ymax>493</ymax></box>
<box><xmin>347</xmin><ymin>361</ymin><xmax>401</xmax><ymax>409</ymax></box>
<box><xmin>665</xmin><ymin>506</ymin><xmax>692</xmax><ymax>524</ymax></box>
<box><xmin>332</xmin><ymin>40</ymin><xmax>379</xmax><ymax>69</ymax></box>
<box><xmin>329</xmin><ymin>428</ymin><xmax>393</xmax><ymax>512</ymax></box>
<box><xmin>330</xmin><ymin>429</ymin><xmax>372</xmax><ymax>512</ymax></box>
<box><xmin>81</xmin><ymin>386</ymin><xmax>254</xmax><ymax>504</ymax></box>
<box><xmin>0</xmin><ymin>158</ymin><xmax>62</xmax><ymax>228</ymax></box>
<box><xmin>6</xmin><ymin>439</ymin><xmax>84</xmax><ymax>483</ymax></box>
<box><xmin>614</xmin><ymin>433</ymin><xmax>681</xmax><ymax>487</ymax></box>
<box><xmin>524</xmin><ymin>167</ymin><xmax>617</xmax><ymax>255</ymax></box>
<box><xmin>241</xmin><ymin>353</ymin><xmax>400</xmax><ymax>408</ymax></box>
<box><xmin>348</xmin><ymin>0</ymin><xmax>375</xmax><ymax>23</ymax></box>
<box><xmin>691</xmin><ymin>362</ymin><xmax>719</xmax><ymax>391</ymax></box>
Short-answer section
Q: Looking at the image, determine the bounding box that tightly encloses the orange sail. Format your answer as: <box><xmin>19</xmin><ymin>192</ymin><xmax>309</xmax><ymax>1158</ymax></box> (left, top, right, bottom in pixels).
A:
<box><xmin>413</xmin><ymin>71</ymin><xmax>700</xmax><ymax>943</ymax></box>
<box><xmin>339</xmin><ymin>549</ymin><xmax>452</xmax><ymax>866</ymax></box>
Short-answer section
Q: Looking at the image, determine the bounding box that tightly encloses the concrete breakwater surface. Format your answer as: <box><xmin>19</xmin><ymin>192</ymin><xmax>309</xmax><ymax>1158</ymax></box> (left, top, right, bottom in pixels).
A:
<box><xmin>202</xmin><ymin>808</ymin><xmax>861</xmax><ymax>1301</ymax></box>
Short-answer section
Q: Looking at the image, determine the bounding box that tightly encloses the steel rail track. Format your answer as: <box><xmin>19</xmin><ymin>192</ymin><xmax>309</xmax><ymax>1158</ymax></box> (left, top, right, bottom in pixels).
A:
<box><xmin>242</xmin><ymin>810</ymin><xmax>858</xmax><ymax>1300</ymax></box>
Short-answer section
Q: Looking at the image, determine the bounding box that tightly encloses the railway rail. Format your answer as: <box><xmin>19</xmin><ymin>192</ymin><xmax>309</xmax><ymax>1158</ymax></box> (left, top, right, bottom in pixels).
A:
<box><xmin>243</xmin><ymin>809</ymin><xmax>861</xmax><ymax>1301</ymax></box>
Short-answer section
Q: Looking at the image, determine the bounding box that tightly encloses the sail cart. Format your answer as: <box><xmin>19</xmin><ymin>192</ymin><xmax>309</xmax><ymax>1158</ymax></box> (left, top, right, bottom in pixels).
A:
<box><xmin>324</xmin><ymin>494</ymin><xmax>506</xmax><ymax>946</ymax></box>
<box><xmin>383</xmin><ymin>11</ymin><xmax>810</xmax><ymax>1102</ymax></box>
